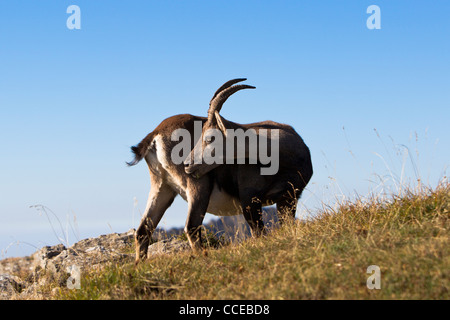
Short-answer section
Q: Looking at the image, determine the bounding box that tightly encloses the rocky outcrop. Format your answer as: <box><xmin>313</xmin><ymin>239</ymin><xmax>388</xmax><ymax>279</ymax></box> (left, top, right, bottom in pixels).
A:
<box><xmin>0</xmin><ymin>229</ymin><xmax>136</xmax><ymax>299</ymax></box>
<box><xmin>0</xmin><ymin>274</ymin><xmax>25</xmax><ymax>300</ymax></box>
<box><xmin>0</xmin><ymin>229</ymin><xmax>197</xmax><ymax>299</ymax></box>
<box><xmin>146</xmin><ymin>238</ymin><xmax>191</xmax><ymax>258</ymax></box>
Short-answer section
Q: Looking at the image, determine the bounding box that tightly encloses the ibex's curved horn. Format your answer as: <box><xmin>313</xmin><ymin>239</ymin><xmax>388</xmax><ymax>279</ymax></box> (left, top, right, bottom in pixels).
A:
<box><xmin>208</xmin><ymin>82</ymin><xmax>255</xmax><ymax>120</ymax></box>
<box><xmin>210</xmin><ymin>78</ymin><xmax>248</xmax><ymax>102</ymax></box>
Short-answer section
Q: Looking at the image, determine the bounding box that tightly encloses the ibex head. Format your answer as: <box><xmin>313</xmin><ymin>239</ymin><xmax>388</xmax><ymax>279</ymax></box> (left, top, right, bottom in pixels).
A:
<box><xmin>183</xmin><ymin>78</ymin><xmax>255</xmax><ymax>178</ymax></box>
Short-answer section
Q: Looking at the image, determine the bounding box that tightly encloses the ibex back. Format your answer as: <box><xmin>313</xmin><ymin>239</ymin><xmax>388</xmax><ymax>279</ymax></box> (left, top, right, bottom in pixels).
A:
<box><xmin>128</xmin><ymin>78</ymin><xmax>313</xmax><ymax>263</ymax></box>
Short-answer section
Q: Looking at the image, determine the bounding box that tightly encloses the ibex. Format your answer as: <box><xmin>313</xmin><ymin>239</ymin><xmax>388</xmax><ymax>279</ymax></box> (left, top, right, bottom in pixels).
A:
<box><xmin>128</xmin><ymin>78</ymin><xmax>312</xmax><ymax>263</ymax></box>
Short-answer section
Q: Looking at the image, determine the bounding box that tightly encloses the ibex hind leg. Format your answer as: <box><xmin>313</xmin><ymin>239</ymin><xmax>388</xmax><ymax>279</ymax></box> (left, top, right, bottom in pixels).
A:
<box><xmin>275</xmin><ymin>175</ymin><xmax>307</xmax><ymax>224</ymax></box>
<box><xmin>241</xmin><ymin>196</ymin><xmax>265</xmax><ymax>237</ymax></box>
<box><xmin>135</xmin><ymin>185</ymin><xmax>176</xmax><ymax>264</ymax></box>
<box><xmin>276</xmin><ymin>193</ymin><xmax>298</xmax><ymax>224</ymax></box>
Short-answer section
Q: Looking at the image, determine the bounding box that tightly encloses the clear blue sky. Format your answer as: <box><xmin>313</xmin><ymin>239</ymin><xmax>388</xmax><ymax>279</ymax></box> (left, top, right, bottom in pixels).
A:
<box><xmin>1</xmin><ymin>1</ymin><xmax>449</xmax><ymax>258</ymax></box>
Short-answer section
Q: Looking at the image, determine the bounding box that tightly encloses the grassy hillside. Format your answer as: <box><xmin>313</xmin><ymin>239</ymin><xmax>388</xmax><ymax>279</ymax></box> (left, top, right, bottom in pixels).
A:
<box><xmin>59</xmin><ymin>182</ymin><xmax>449</xmax><ymax>300</ymax></box>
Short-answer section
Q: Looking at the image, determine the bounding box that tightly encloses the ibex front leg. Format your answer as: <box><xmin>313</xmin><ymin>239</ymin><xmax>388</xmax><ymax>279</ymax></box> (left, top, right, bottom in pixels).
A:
<box><xmin>184</xmin><ymin>180</ymin><xmax>212</xmax><ymax>252</ymax></box>
<box><xmin>135</xmin><ymin>183</ymin><xmax>176</xmax><ymax>264</ymax></box>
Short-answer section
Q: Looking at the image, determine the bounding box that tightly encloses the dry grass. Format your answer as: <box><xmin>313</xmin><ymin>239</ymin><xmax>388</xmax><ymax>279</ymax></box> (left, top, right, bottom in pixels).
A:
<box><xmin>58</xmin><ymin>181</ymin><xmax>449</xmax><ymax>300</ymax></box>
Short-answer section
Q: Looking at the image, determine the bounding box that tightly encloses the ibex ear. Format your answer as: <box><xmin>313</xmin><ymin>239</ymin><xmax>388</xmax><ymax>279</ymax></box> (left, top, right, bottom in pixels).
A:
<box><xmin>214</xmin><ymin>111</ymin><xmax>228</xmax><ymax>137</ymax></box>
